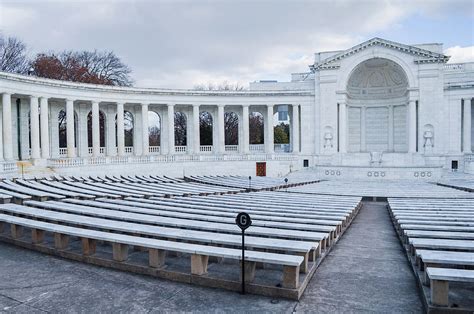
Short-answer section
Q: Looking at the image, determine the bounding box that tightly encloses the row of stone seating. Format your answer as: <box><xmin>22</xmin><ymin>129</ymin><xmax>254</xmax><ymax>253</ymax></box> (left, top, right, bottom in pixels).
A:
<box><xmin>0</xmin><ymin>190</ymin><xmax>361</xmax><ymax>298</ymax></box>
<box><xmin>438</xmin><ymin>178</ymin><xmax>474</xmax><ymax>192</ymax></box>
<box><xmin>0</xmin><ymin>176</ymin><xmax>245</xmax><ymax>203</ymax></box>
<box><xmin>388</xmin><ymin>198</ymin><xmax>474</xmax><ymax>310</ymax></box>
<box><xmin>187</xmin><ymin>175</ymin><xmax>318</xmax><ymax>190</ymax></box>
<box><xmin>287</xmin><ymin>180</ymin><xmax>474</xmax><ymax>198</ymax></box>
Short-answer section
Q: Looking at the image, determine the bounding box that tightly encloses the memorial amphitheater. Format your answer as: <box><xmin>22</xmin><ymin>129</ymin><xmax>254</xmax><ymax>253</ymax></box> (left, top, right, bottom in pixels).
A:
<box><xmin>0</xmin><ymin>37</ymin><xmax>473</xmax><ymax>312</ymax></box>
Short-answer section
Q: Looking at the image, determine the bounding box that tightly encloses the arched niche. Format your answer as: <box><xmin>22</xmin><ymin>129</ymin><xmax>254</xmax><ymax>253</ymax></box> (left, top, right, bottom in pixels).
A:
<box><xmin>58</xmin><ymin>109</ymin><xmax>78</xmax><ymax>148</ymax></box>
<box><xmin>346</xmin><ymin>58</ymin><xmax>409</xmax><ymax>153</ymax></box>
<box><xmin>148</xmin><ymin>111</ymin><xmax>161</xmax><ymax>147</ymax></box>
<box><xmin>199</xmin><ymin>111</ymin><xmax>213</xmax><ymax>146</ymax></box>
<box><xmin>87</xmin><ymin>110</ymin><xmax>106</xmax><ymax>147</ymax></box>
<box><xmin>224</xmin><ymin>111</ymin><xmax>239</xmax><ymax>145</ymax></box>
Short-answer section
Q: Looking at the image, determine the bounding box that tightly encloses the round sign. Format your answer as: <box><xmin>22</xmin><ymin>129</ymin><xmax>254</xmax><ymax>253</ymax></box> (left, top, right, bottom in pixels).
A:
<box><xmin>284</xmin><ymin>178</ymin><xmax>288</xmax><ymax>183</ymax></box>
<box><xmin>236</xmin><ymin>212</ymin><xmax>252</xmax><ymax>230</ymax></box>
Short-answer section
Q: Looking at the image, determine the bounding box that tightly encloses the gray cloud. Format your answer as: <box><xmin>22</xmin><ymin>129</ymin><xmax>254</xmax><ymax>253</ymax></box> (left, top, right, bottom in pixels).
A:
<box><xmin>1</xmin><ymin>0</ymin><xmax>472</xmax><ymax>88</ymax></box>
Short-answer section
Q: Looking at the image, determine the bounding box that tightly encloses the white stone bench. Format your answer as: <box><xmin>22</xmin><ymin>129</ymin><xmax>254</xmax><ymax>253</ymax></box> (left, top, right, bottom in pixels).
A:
<box><xmin>0</xmin><ymin>203</ymin><xmax>318</xmax><ymax>272</ymax></box>
<box><xmin>401</xmin><ymin>224</ymin><xmax>474</xmax><ymax>233</ymax></box>
<box><xmin>425</xmin><ymin>267</ymin><xmax>474</xmax><ymax>306</ymax></box>
<box><xmin>408</xmin><ymin>238</ymin><xmax>474</xmax><ymax>255</ymax></box>
<box><xmin>17</xmin><ymin>180</ymin><xmax>94</xmax><ymax>199</ymax></box>
<box><xmin>110</xmin><ymin>198</ymin><xmax>344</xmax><ymax>228</ymax></box>
<box><xmin>0</xmin><ymin>188</ymin><xmax>30</xmax><ymax>203</ymax></box>
<box><xmin>136</xmin><ymin>197</ymin><xmax>349</xmax><ymax>223</ymax></box>
<box><xmin>41</xmin><ymin>180</ymin><xmax>120</xmax><ymax>198</ymax></box>
<box><xmin>415</xmin><ymin>250</ymin><xmax>474</xmax><ymax>272</ymax></box>
<box><xmin>0</xmin><ymin>213</ymin><xmax>304</xmax><ymax>289</ymax></box>
<box><xmin>0</xmin><ymin>181</ymin><xmax>65</xmax><ymax>201</ymax></box>
<box><xmin>24</xmin><ymin>200</ymin><xmax>331</xmax><ymax>246</ymax></box>
<box><xmin>82</xmin><ymin>199</ymin><xmax>341</xmax><ymax>238</ymax></box>
<box><xmin>66</xmin><ymin>181</ymin><xmax>140</xmax><ymax>198</ymax></box>
<box><xmin>404</xmin><ymin>230</ymin><xmax>474</xmax><ymax>241</ymax></box>
<box><xmin>87</xmin><ymin>182</ymin><xmax>153</xmax><ymax>197</ymax></box>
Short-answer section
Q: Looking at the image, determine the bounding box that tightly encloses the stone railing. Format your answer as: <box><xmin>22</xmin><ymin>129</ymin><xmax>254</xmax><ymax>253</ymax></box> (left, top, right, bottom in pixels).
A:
<box><xmin>2</xmin><ymin>161</ymin><xmax>18</xmax><ymax>172</ymax></box>
<box><xmin>175</xmin><ymin>146</ymin><xmax>187</xmax><ymax>153</ymax></box>
<box><xmin>59</xmin><ymin>148</ymin><xmax>67</xmax><ymax>157</ymax></box>
<box><xmin>249</xmin><ymin>144</ymin><xmax>265</xmax><ymax>152</ymax></box>
<box><xmin>47</xmin><ymin>153</ymin><xmax>298</xmax><ymax>168</ymax></box>
<box><xmin>444</xmin><ymin>63</ymin><xmax>465</xmax><ymax>71</ymax></box>
<box><xmin>200</xmin><ymin>145</ymin><xmax>213</xmax><ymax>153</ymax></box>
<box><xmin>274</xmin><ymin>144</ymin><xmax>290</xmax><ymax>153</ymax></box>
<box><xmin>225</xmin><ymin>145</ymin><xmax>238</xmax><ymax>153</ymax></box>
<box><xmin>124</xmin><ymin>146</ymin><xmax>134</xmax><ymax>155</ymax></box>
<box><xmin>149</xmin><ymin>146</ymin><xmax>161</xmax><ymax>154</ymax></box>
<box><xmin>87</xmin><ymin>147</ymin><xmax>106</xmax><ymax>156</ymax></box>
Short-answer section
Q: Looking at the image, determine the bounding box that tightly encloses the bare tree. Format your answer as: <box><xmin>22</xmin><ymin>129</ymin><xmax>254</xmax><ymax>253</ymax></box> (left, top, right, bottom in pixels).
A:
<box><xmin>194</xmin><ymin>81</ymin><xmax>245</xmax><ymax>91</ymax></box>
<box><xmin>0</xmin><ymin>35</ymin><xmax>29</xmax><ymax>74</ymax></box>
<box><xmin>32</xmin><ymin>50</ymin><xmax>133</xmax><ymax>86</ymax></box>
<box><xmin>174</xmin><ymin>112</ymin><xmax>187</xmax><ymax>146</ymax></box>
<box><xmin>224</xmin><ymin>112</ymin><xmax>239</xmax><ymax>145</ymax></box>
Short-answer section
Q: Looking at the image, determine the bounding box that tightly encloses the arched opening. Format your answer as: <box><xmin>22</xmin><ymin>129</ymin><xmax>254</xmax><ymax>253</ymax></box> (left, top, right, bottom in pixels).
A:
<box><xmin>249</xmin><ymin>111</ymin><xmax>264</xmax><ymax>152</ymax></box>
<box><xmin>274</xmin><ymin>105</ymin><xmax>290</xmax><ymax>152</ymax></box>
<box><xmin>87</xmin><ymin>110</ymin><xmax>106</xmax><ymax>149</ymax></box>
<box><xmin>148</xmin><ymin>111</ymin><xmax>161</xmax><ymax>153</ymax></box>
<box><xmin>346</xmin><ymin>58</ymin><xmax>409</xmax><ymax>153</ymax></box>
<box><xmin>58</xmin><ymin>110</ymin><xmax>78</xmax><ymax>149</ymax></box>
<box><xmin>115</xmin><ymin>111</ymin><xmax>134</xmax><ymax>153</ymax></box>
<box><xmin>174</xmin><ymin>111</ymin><xmax>187</xmax><ymax>146</ymax></box>
<box><xmin>199</xmin><ymin>111</ymin><xmax>213</xmax><ymax>147</ymax></box>
<box><xmin>224</xmin><ymin>112</ymin><xmax>239</xmax><ymax>146</ymax></box>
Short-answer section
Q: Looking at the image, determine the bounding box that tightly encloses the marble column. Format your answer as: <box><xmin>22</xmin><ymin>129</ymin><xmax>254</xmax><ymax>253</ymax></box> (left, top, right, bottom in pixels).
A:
<box><xmin>265</xmin><ymin>105</ymin><xmax>274</xmax><ymax>153</ymax></box>
<box><xmin>40</xmin><ymin>97</ymin><xmax>50</xmax><ymax>159</ymax></box>
<box><xmin>0</xmin><ymin>106</ymin><xmax>3</xmax><ymax>160</ymax></box>
<box><xmin>217</xmin><ymin>105</ymin><xmax>225</xmax><ymax>153</ymax></box>
<box><xmin>92</xmin><ymin>101</ymin><xmax>100</xmax><ymax>157</ymax></box>
<box><xmin>192</xmin><ymin>104</ymin><xmax>200</xmax><ymax>154</ymax></box>
<box><xmin>388</xmin><ymin>105</ymin><xmax>394</xmax><ymax>152</ymax></box>
<box><xmin>339</xmin><ymin>102</ymin><xmax>347</xmax><ymax>153</ymax></box>
<box><xmin>66</xmin><ymin>99</ymin><xmax>76</xmax><ymax>158</ymax></box>
<box><xmin>242</xmin><ymin>105</ymin><xmax>249</xmax><ymax>154</ymax></box>
<box><xmin>29</xmin><ymin>96</ymin><xmax>41</xmax><ymax>159</ymax></box>
<box><xmin>292</xmin><ymin>104</ymin><xmax>300</xmax><ymax>153</ymax></box>
<box><xmin>142</xmin><ymin>103</ymin><xmax>149</xmax><ymax>155</ymax></box>
<box><xmin>361</xmin><ymin>107</ymin><xmax>367</xmax><ymax>152</ymax></box>
<box><xmin>106</xmin><ymin>105</ymin><xmax>117</xmax><ymax>156</ymax></box>
<box><xmin>117</xmin><ymin>102</ymin><xmax>125</xmax><ymax>156</ymax></box>
<box><xmin>408</xmin><ymin>99</ymin><xmax>417</xmax><ymax>153</ymax></box>
<box><xmin>463</xmin><ymin>98</ymin><xmax>472</xmax><ymax>153</ymax></box>
<box><xmin>167</xmin><ymin>104</ymin><xmax>175</xmax><ymax>154</ymax></box>
<box><xmin>2</xmin><ymin>93</ymin><xmax>13</xmax><ymax>160</ymax></box>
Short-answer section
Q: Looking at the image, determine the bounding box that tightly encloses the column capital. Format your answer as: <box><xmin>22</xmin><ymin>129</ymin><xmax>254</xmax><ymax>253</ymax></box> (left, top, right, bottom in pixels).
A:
<box><xmin>167</xmin><ymin>103</ymin><xmax>175</xmax><ymax>108</ymax></box>
<box><xmin>116</xmin><ymin>101</ymin><xmax>125</xmax><ymax>106</ymax></box>
<box><xmin>217</xmin><ymin>104</ymin><xmax>225</xmax><ymax>108</ymax></box>
<box><xmin>267</xmin><ymin>104</ymin><xmax>274</xmax><ymax>108</ymax></box>
<box><xmin>29</xmin><ymin>95</ymin><xmax>39</xmax><ymax>100</ymax></box>
<box><xmin>91</xmin><ymin>100</ymin><xmax>100</xmax><ymax>105</ymax></box>
<box><xmin>241</xmin><ymin>104</ymin><xmax>250</xmax><ymax>108</ymax></box>
<box><xmin>141</xmin><ymin>102</ymin><xmax>150</xmax><ymax>107</ymax></box>
<box><xmin>192</xmin><ymin>103</ymin><xmax>200</xmax><ymax>108</ymax></box>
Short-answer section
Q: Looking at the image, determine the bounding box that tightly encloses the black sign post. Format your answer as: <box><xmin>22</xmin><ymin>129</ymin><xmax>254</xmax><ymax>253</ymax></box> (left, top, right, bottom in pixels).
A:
<box><xmin>248</xmin><ymin>176</ymin><xmax>252</xmax><ymax>190</ymax></box>
<box><xmin>235</xmin><ymin>212</ymin><xmax>252</xmax><ymax>295</ymax></box>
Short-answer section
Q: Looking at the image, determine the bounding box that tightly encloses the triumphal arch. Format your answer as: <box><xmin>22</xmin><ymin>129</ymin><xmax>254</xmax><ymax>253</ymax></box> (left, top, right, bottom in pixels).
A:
<box><xmin>0</xmin><ymin>38</ymin><xmax>473</xmax><ymax>179</ymax></box>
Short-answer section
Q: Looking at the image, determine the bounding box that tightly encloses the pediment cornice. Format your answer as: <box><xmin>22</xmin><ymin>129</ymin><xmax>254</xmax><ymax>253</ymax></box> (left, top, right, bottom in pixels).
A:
<box><xmin>310</xmin><ymin>37</ymin><xmax>450</xmax><ymax>71</ymax></box>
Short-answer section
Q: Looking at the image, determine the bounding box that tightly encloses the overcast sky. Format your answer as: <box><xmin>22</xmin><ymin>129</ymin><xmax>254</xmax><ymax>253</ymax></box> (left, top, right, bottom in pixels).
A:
<box><xmin>1</xmin><ymin>0</ymin><xmax>473</xmax><ymax>89</ymax></box>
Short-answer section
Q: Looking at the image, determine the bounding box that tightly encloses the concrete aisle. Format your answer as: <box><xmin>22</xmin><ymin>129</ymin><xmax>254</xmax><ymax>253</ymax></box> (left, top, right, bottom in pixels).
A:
<box><xmin>295</xmin><ymin>201</ymin><xmax>424</xmax><ymax>313</ymax></box>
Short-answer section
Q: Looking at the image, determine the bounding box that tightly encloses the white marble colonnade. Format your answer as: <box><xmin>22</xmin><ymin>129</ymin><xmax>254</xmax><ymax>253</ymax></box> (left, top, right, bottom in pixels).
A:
<box><xmin>0</xmin><ymin>93</ymin><xmax>301</xmax><ymax>161</ymax></box>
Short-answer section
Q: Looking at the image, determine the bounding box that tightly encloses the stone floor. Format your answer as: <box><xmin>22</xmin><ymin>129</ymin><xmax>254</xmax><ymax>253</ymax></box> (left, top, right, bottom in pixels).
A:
<box><xmin>0</xmin><ymin>202</ymin><xmax>423</xmax><ymax>313</ymax></box>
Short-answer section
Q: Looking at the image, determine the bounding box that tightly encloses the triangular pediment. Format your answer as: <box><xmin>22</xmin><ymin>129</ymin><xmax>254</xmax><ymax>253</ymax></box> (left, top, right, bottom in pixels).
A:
<box><xmin>312</xmin><ymin>37</ymin><xmax>450</xmax><ymax>71</ymax></box>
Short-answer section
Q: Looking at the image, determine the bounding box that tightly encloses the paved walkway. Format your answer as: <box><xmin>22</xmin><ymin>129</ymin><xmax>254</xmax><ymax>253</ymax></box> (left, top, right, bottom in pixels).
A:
<box><xmin>295</xmin><ymin>201</ymin><xmax>423</xmax><ymax>313</ymax></box>
<box><xmin>0</xmin><ymin>202</ymin><xmax>423</xmax><ymax>313</ymax></box>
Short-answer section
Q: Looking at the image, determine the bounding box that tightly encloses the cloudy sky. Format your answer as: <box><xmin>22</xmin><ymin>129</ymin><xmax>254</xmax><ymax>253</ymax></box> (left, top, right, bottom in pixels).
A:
<box><xmin>0</xmin><ymin>0</ymin><xmax>473</xmax><ymax>89</ymax></box>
